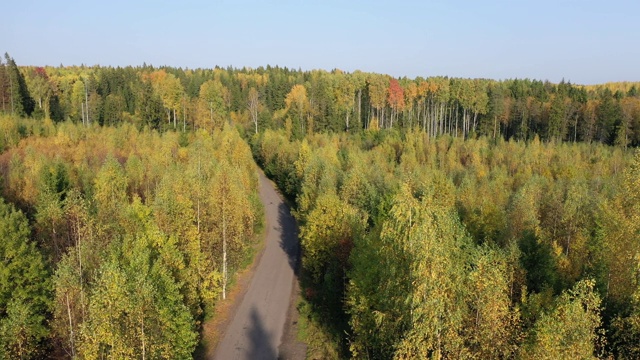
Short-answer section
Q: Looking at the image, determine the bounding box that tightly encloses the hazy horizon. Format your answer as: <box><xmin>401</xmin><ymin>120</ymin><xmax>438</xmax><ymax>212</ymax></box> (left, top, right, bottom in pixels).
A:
<box><xmin>2</xmin><ymin>0</ymin><xmax>639</xmax><ymax>85</ymax></box>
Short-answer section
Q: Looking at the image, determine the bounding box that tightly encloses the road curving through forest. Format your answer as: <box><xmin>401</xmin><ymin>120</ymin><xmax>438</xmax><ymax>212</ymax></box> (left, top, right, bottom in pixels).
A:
<box><xmin>214</xmin><ymin>170</ymin><xmax>303</xmax><ymax>360</ymax></box>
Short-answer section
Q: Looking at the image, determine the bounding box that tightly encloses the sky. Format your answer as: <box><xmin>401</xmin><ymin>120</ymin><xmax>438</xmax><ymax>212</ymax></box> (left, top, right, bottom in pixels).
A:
<box><xmin>2</xmin><ymin>0</ymin><xmax>639</xmax><ymax>85</ymax></box>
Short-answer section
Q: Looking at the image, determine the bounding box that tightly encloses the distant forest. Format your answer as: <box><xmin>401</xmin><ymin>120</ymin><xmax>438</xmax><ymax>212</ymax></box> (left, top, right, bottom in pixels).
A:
<box><xmin>1</xmin><ymin>53</ymin><xmax>639</xmax><ymax>146</ymax></box>
<box><xmin>1</xmin><ymin>52</ymin><xmax>640</xmax><ymax>359</ymax></box>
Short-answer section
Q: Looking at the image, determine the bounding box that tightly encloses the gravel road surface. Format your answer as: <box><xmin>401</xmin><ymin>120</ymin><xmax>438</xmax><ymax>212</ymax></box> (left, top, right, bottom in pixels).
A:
<box><xmin>214</xmin><ymin>171</ymin><xmax>301</xmax><ymax>360</ymax></box>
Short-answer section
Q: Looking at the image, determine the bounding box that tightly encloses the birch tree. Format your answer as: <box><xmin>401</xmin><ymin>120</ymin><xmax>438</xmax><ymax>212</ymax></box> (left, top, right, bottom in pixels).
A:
<box><xmin>248</xmin><ymin>87</ymin><xmax>260</xmax><ymax>134</ymax></box>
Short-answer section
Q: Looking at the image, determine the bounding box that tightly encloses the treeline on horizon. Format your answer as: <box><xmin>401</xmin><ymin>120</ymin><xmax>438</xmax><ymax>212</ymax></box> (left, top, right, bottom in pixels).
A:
<box><xmin>1</xmin><ymin>52</ymin><xmax>640</xmax><ymax>146</ymax></box>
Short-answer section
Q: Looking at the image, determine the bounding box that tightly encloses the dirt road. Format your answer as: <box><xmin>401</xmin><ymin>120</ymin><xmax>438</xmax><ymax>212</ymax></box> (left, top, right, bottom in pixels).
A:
<box><xmin>214</xmin><ymin>171</ymin><xmax>302</xmax><ymax>360</ymax></box>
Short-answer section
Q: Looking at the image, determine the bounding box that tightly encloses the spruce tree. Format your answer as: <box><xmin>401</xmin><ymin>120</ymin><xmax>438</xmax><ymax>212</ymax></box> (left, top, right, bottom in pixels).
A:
<box><xmin>3</xmin><ymin>53</ymin><xmax>34</xmax><ymax>117</ymax></box>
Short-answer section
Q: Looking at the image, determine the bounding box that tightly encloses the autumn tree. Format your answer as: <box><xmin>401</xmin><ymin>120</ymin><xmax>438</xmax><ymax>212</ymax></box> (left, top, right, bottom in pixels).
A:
<box><xmin>522</xmin><ymin>279</ymin><xmax>604</xmax><ymax>359</ymax></box>
<box><xmin>332</xmin><ymin>73</ymin><xmax>356</xmax><ymax>131</ymax></box>
<box><xmin>209</xmin><ymin>126</ymin><xmax>257</xmax><ymax>300</ymax></box>
<box><xmin>465</xmin><ymin>245</ymin><xmax>521</xmax><ymax>358</ymax></box>
<box><xmin>367</xmin><ymin>75</ymin><xmax>388</xmax><ymax>129</ymax></box>
<box><xmin>25</xmin><ymin>67</ymin><xmax>52</xmax><ymax>119</ymax></box>
<box><xmin>78</xmin><ymin>204</ymin><xmax>197</xmax><ymax>359</ymax></box>
<box><xmin>148</xmin><ymin>70</ymin><xmax>184</xmax><ymax>128</ymax></box>
<box><xmin>93</xmin><ymin>154</ymin><xmax>128</xmax><ymax>233</ymax></box>
<box><xmin>387</xmin><ymin>78</ymin><xmax>404</xmax><ymax>128</ymax></box>
<box><xmin>153</xmin><ymin>165</ymin><xmax>221</xmax><ymax>318</ymax></box>
<box><xmin>349</xmin><ymin>182</ymin><xmax>470</xmax><ymax>359</ymax></box>
<box><xmin>247</xmin><ymin>87</ymin><xmax>260</xmax><ymax>134</ymax></box>
<box><xmin>300</xmin><ymin>192</ymin><xmax>366</xmax><ymax>313</ymax></box>
<box><xmin>51</xmin><ymin>190</ymin><xmax>95</xmax><ymax>359</ymax></box>
<box><xmin>281</xmin><ymin>84</ymin><xmax>311</xmax><ymax>138</ymax></box>
<box><xmin>198</xmin><ymin>79</ymin><xmax>229</xmax><ymax>131</ymax></box>
<box><xmin>594</xmin><ymin>149</ymin><xmax>640</xmax><ymax>311</ymax></box>
<box><xmin>611</xmin><ymin>254</ymin><xmax>640</xmax><ymax>358</ymax></box>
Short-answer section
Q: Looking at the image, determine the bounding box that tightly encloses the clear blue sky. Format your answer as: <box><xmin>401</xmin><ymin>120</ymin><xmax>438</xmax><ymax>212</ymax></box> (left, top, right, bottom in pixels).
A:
<box><xmin>2</xmin><ymin>0</ymin><xmax>638</xmax><ymax>84</ymax></box>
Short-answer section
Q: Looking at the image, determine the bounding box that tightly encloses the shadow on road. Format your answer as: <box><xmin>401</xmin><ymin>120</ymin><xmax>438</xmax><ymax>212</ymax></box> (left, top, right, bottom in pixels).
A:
<box><xmin>248</xmin><ymin>307</ymin><xmax>277</xmax><ymax>360</ymax></box>
<box><xmin>277</xmin><ymin>202</ymin><xmax>300</xmax><ymax>275</ymax></box>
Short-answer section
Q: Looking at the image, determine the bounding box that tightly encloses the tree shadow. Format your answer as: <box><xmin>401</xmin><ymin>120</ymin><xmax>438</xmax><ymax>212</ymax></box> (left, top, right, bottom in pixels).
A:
<box><xmin>277</xmin><ymin>202</ymin><xmax>300</xmax><ymax>275</ymax></box>
<box><xmin>247</xmin><ymin>307</ymin><xmax>277</xmax><ymax>360</ymax></box>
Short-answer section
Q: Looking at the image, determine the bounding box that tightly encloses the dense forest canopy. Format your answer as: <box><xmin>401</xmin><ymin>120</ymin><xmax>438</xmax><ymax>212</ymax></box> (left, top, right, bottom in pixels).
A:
<box><xmin>1</xmin><ymin>52</ymin><xmax>640</xmax><ymax>359</ymax></box>
<box><xmin>253</xmin><ymin>129</ymin><xmax>640</xmax><ymax>359</ymax></box>
<box><xmin>0</xmin><ymin>115</ymin><xmax>261</xmax><ymax>358</ymax></box>
<box><xmin>1</xmin><ymin>53</ymin><xmax>640</xmax><ymax>147</ymax></box>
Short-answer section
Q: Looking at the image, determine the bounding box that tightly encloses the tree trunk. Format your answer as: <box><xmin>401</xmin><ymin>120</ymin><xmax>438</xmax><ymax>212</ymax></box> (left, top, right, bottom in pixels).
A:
<box><xmin>44</xmin><ymin>95</ymin><xmax>51</xmax><ymax>119</ymax></box>
<box><xmin>197</xmin><ymin>155</ymin><xmax>201</xmax><ymax>233</ymax></box>
<box><xmin>76</xmin><ymin>231</ymin><xmax>86</xmax><ymax>322</ymax></box>
<box><xmin>346</xmin><ymin>111</ymin><xmax>350</xmax><ymax>132</ymax></box>
<box><xmin>141</xmin><ymin>316</ymin><xmax>146</xmax><ymax>360</ymax></box>
<box><xmin>455</xmin><ymin>105</ymin><xmax>459</xmax><ymax>137</ymax></box>
<box><xmin>253</xmin><ymin>106</ymin><xmax>258</xmax><ymax>134</ymax></box>
<box><xmin>66</xmin><ymin>293</ymin><xmax>75</xmax><ymax>358</ymax></box>
<box><xmin>473</xmin><ymin>110</ymin><xmax>478</xmax><ymax>134</ymax></box>
<box><xmin>457</xmin><ymin>108</ymin><xmax>461</xmax><ymax>138</ymax></box>
<box><xmin>442</xmin><ymin>103</ymin><xmax>447</xmax><ymax>135</ymax></box>
<box><xmin>9</xmin><ymin>73</ymin><xmax>14</xmax><ymax>116</ymax></box>
<box><xmin>222</xmin><ymin>192</ymin><xmax>227</xmax><ymax>300</ymax></box>
<box><xmin>421</xmin><ymin>100</ymin><xmax>426</xmax><ymax>133</ymax></box>
<box><xmin>84</xmin><ymin>82</ymin><xmax>89</xmax><ymax>124</ymax></box>
<box><xmin>357</xmin><ymin>89</ymin><xmax>362</xmax><ymax>129</ymax></box>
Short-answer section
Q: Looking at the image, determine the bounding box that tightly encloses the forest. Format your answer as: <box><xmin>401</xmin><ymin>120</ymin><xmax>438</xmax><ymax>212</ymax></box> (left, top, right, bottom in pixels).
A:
<box><xmin>1</xmin><ymin>53</ymin><xmax>640</xmax><ymax>145</ymax></box>
<box><xmin>0</xmin><ymin>114</ymin><xmax>261</xmax><ymax>357</ymax></box>
<box><xmin>254</xmin><ymin>128</ymin><xmax>640</xmax><ymax>359</ymax></box>
<box><xmin>0</xmin><ymin>52</ymin><xmax>639</xmax><ymax>359</ymax></box>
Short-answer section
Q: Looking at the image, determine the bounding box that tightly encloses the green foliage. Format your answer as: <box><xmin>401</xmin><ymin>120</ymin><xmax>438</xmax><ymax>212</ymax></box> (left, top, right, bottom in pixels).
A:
<box><xmin>79</xmin><ymin>202</ymin><xmax>197</xmax><ymax>359</ymax></box>
<box><xmin>2</xmin><ymin>53</ymin><xmax>35</xmax><ymax>117</ymax></box>
<box><xmin>94</xmin><ymin>155</ymin><xmax>128</xmax><ymax>209</ymax></box>
<box><xmin>253</xmin><ymin>128</ymin><xmax>633</xmax><ymax>359</ymax></box>
<box><xmin>383</xmin><ymin>185</ymin><xmax>471</xmax><ymax>359</ymax></box>
<box><xmin>465</xmin><ymin>245</ymin><xmax>521</xmax><ymax>358</ymax></box>
<box><xmin>35</xmin><ymin>158</ymin><xmax>71</xmax><ymax>259</ymax></box>
<box><xmin>0</xmin><ymin>118</ymin><xmax>260</xmax><ymax>357</ymax></box>
<box><xmin>522</xmin><ymin>279</ymin><xmax>604</xmax><ymax>360</ymax></box>
<box><xmin>1</xmin><ymin>56</ymin><xmax>639</xmax><ymax>357</ymax></box>
<box><xmin>5</xmin><ymin>53</ymin><xmax>640</xmax><ymax>146</ymax></box>
<box><xmin>198</xmin><ymin>79</ymin><xmax>229</xmax><ymax>130</ymax></box>
<box><xmin>300</xmin><ymin>192</ymin><xmax>365</xmax><ymax>282</ymax></box>
<box><xmin>611</xmin><ymin>254</ymin><xmax>640</xmax><ymax>359</ymax></box>
<box><xmin>0</xmin><ymin>198</ymin><xmax>50</xmax><ymax>359</ymax></box>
